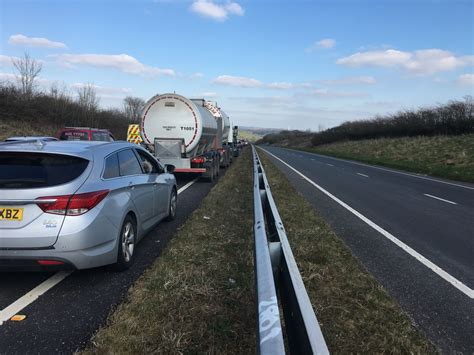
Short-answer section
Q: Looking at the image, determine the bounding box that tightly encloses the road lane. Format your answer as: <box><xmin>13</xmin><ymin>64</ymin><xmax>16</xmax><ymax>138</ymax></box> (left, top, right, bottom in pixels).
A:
<box><xmin>259</xmin><ymin>146</ymin><xmax>474</xmax><ymax>353</ymax></box>
<box><xmin>0</xmin><ymin>174</ymin><xmax>197</xmax><ymax>307</ymax></box>
<box><xmin>0</xmin><ymin>173</ymin><xmax>213</xmax><ymax>353</ymax></box>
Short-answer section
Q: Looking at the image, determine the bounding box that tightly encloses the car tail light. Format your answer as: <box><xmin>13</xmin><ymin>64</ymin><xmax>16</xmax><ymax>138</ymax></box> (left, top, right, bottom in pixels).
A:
<box><xmin>191</xmin><ymin>157</ymin><xmax>205</xmax><ymax>164</ymax></box>
<box><xmin>36</xmin><ymin>190</ymin><xmax>109</xmax><ymax>216</ymax></box>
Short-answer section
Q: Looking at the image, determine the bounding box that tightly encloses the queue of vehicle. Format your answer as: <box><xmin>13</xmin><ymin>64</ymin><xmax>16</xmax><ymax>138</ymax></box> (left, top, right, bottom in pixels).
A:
<box><xmin>1</xmin><ymin>94</ymin><xmax>240</xmax><ymax>271</ymax></box>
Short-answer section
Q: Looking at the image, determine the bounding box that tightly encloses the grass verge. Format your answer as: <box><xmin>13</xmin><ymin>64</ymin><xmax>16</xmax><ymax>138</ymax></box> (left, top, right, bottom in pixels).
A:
<box><xmin>303</xmin><ymin>134</ymin><xmax>474</xmax><ymax>183</ymax></box>
<box><xmin>84</xmin><ymin>148</ymin><xmax>255</xmax><ymax>353</ymax></box>
<box><xmin>258</xmin><ymin>149</ymin><xmax>436</xmax><ymax>353</ymax></box>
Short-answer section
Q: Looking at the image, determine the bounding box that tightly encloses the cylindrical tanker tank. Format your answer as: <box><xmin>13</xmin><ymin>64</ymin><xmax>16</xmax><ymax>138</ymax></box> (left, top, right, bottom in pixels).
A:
<box><xmin>140</xmin><ymin>93</ymin><xmax>217</xmax><ymax>157</ymax></box>
<box><xmin>204</xmin><ymin>101</ymin><xmax>230</xmax><ymax>144</ymax></box>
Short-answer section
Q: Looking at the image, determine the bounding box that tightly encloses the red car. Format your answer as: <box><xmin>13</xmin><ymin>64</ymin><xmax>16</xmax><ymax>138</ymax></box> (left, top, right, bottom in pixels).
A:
<box><xmin>57</xmin><ymin>127</ymin><xmax>115</xmax><ymax>141</ymax></box>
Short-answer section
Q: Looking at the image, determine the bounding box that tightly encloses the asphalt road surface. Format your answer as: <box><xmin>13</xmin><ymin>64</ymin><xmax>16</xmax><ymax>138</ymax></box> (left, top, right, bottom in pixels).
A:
<box><xmin>0</xmin><ymin>173</ymin><xmax>220</xmax><ymax>353</ymax></box>
<box><xmin>259</xmin><ymin>146</ymin><xmax>474</xmax><ymax>353</ymax></box>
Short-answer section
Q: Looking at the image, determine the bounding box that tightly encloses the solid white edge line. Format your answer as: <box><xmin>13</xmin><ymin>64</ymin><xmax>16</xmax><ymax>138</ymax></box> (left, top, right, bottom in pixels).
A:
<box><xmin>357</xmin><ymin>173</ymin><xmax>369</xmax><ymax>178</ymax></box>
<box><xmin>283</xmin><ymin>148</ymin><xmax>474</xmax><ymax>191</ymax></box>
<box><xmin>0</xmin><ymin>177</ymin><xmax>199</xmax><ymax>325</ymax></box>
<box><xmin>0</xmin><ymin>271</ymin><xmax>72</xmax><ymax>325</ymax></box>
<box><xmin>259</xmin><ymin>147</ymin><xmax>474</xmax><ymax>299</ymax></box>
<box><xmin>424</xmin><ymin>193</ymin><xmax>457</xmax><ymax>205</ymax></box>
<box><xmin>177</xmin><ymin>177</ymin><xmax>198</xmax><ymax>195</ymax></box>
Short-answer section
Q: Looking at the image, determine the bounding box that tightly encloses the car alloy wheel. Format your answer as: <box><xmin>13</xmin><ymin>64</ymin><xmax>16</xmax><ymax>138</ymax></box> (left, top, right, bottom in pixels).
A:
<box><xmin>112</xmin><ymin>215</ymin><xmax>137</xmax><ymax>271</ymax></box>
<box><xmin>121</xmin><ymin>220</ymin><xmax>135</xmax><ymax>262</ymax></box>
<box><xmin>165</xmin><ymin>189</ymin><xmax>177</xmax><ymax>221</ymax></box>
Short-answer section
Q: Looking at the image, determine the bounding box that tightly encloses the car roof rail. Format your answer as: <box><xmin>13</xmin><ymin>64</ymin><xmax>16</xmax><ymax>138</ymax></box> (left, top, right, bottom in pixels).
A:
<box><xmin>0</xmin><ymin>139</ymin><xmax>48</xmax><ymax>147</ymax></box>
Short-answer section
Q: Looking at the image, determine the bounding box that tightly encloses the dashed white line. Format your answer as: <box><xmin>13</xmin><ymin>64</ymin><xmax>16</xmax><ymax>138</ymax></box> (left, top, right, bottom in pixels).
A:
<box><xmin>177</xmin><ymin>178</ymin><xmax>198</xmax><ymax>194</ymax></box>
<box><xmin>357</xmin><ymin>173</ymin><xmax>369</xmax><ymax>178</ymax></box>
<box><xmin>424</xmin><ymin>193</ymin><xmax>457</xmax><ymax>205</ymax></box>
<box><xmin>326</xmin><ymin>163</ymin><xmax>334</xmax><ymax>167</ymax></box>
<box><xmin>260</xmin><ymin>147</ymin><xmax>473</xmax><ymax>299</ymax></box>
<box><xmin>0</xmin><ymin>271</ymin><xmax>72</xmax><ymax>325</ymax></box>
<box><xmin>283</xmin><ymin>148</ymin><xmax>474</xmax><ymax>190</ymax></box>
<box><xmin>0</xmin><ymin>178</ymin><xmax>199</xmax><ymax>325</ymax></box>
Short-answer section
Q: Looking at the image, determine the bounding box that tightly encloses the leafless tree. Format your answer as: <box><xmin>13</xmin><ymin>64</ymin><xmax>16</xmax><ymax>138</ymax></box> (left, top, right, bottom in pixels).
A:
<box><xmin>12</xmin><ymin>52</ymin><xmax>42</xmax><ymax>98</ymax></box>
<box><xmin>49</xmin><ymin>81</ymin><xmax>70</xmax><ymax>100</ymax></box>
<box><xmin>123</xmin><ymin>96</ymin><xmax>145</xmax><ymax>123</ymax></box>
<box><xmin>76</xmin><ymin>83</ymin><xmax>100</xmax><ymax>127</ymax></box>
<box><xmin>76</xmin><ymin>83</ymin><xmax>100</xmax><ymax>111</ymax></box>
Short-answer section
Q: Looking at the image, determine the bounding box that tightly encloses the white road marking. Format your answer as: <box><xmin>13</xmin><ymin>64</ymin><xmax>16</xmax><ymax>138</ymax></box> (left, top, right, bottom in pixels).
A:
<box><xmin>0</xmin><ymin>177</ymin><xmax>199</xmax><ymax>326</ymax></box>
<box><xmin>326</xmin><ymin>163</ymin><xmax>334</xmax><ymax>167</ymax></box>
<box><xmin>424</xmin><ymin>193</ymin><xmax>457</xmax><ymax>205</ymax></box>
<box><xmin>286</xmin><ymin>149</ymin><xmax>474</xmax><ymax>191</ymax></box>
<box><xmin>177</xmin><ymin>178</ymin><xmax>198</xmax><ymax>194</ymax></box>
<box><xmin>357</xmin><ymin>173</ymin><xmax>369</xmax><ymax>178</ymax></box>
<box><xmin>0</xmin><ymin>271</ymin><xmax>72</xmax><ymax>325</ymax></box>
<box><xmin>260</xmin><ymin>147</ymin><xmax>474</xmax><ymax>299</ymax></box>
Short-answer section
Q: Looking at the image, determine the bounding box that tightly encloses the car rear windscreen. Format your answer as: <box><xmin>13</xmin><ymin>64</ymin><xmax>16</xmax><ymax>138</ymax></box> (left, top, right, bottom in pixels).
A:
<box><xmin>0</xmin><ymin>153</ymin><xmax>89</xmax><ymax>188</ymax></box>
<box><xmin>60</xmin><ymin>131</ymin><xmax>89</xmax><ymax>140</ymax></box>
<box><xmin>91</xmin><ymin>131</ymin><xmax>112</xmax><ymax>141</ymax></box>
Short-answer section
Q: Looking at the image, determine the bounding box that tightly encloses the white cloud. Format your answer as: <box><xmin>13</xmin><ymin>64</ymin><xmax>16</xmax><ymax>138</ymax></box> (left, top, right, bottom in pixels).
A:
<box><xmin>225</xmin><ymin>2</ymin><xmax>244</xmax><ymax>15</ymax></box>
<box><xmin>190</xmin><ymin>72</ymin><xmax>204</xmax><ymax>79</ymax></box>
<box><xmin>306</xmin><ymin>38</ymin><xmax>336</xmax><ymax>52</ymax></box>
<box><xmin>213</xmin><ymin>75</ymin><xmax>262</xmax><ymax>88</ymax></box>
<box><xmin>318</xmin><ymin>76</ymin><xmax>376</xmax><ymax>85</ymax></box>
<box><xmin>0</xmin><ymin>54</ymin><xmax>20</xmax><ymax>66</ymax></box>
<box><xmin>71</xmin><ymin>83</ymin><xmax>132</xmax><ymax>96</ymax></box>
<box><xmin>190</xmin><ymin>1</ymin><xmax>244</xmax><ymax>21</ymax></box>
<box><xmin>0</xmin><ymin>72</ymin><xmax>17</xmax><ymax>82</ymax></box>
<box><xmin>337</xmin><ymin>49</ymin><xmax>473</xmax><ymax>75</ymax></box>
<box><xmin>201</xmin><ymin>91</ymin><xmax>218</xmax><ymax>98</ymax></box>
<box><xmin>55</xmin><ymin>54</ymin><xmax>175</xmax><ymax>77</ymax></box>
<box><xmin>310</xmin><ymin>88</ymin><xmax>368</xmax><ymax>98</ymax></box>
<box><xmin>8</xmin><ymin>34</ymin><xmax>67</xmax><ymax>49</ymax></box>
<box><xmin>267</xmin><ymin>82</ymin><xmax>294</xmax><ymax>90</ymax></box>
<box><xmin>458</xmin><ymin>73</ymin><xmax>474</xmax><ymax>86</ymax></box>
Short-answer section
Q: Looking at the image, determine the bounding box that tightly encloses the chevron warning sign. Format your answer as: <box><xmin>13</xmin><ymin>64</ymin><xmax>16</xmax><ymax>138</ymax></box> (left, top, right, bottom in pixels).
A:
<box><xmin>127</xmin><ymin>124</ymin><xmax>142</xmax><ymax>144</ymax></box>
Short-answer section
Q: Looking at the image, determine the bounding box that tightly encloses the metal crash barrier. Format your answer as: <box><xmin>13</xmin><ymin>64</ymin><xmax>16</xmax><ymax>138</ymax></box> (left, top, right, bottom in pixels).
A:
<box><xmin>252</xmin><ymin>146</ymin><xmax>329</xmax><ymax>355</ymax></box>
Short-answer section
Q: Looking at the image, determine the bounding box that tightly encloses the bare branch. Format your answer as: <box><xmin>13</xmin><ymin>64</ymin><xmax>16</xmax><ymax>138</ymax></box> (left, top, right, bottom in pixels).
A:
<box><xmin>123</xmin><ymin>96</ymin><xmax>145</xmax><ymax>123</ymax></box>
<box><xmin>12</xmin><ymin>52</ymin><xmax>42</xmax><ymax>98</ymax></box>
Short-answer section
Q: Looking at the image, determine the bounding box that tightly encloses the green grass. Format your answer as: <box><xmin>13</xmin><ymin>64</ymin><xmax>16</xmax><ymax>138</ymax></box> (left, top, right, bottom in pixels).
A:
<box><xmin>238</xmin><ymin>129</ymin><xmax>263</xmax><ymax>142</ymax></box>
<box><xmin>302</xmin><ymin>135</ymin><xmax>474</xmax><ymax>183</ymax></box>
<box><xmin>83</xmin><ymin>147</ymin><xmax>436</xmax><ymax>354</ymax></box>
<box><xmin>84</xmin><ymin>148</ymin><xmax>256</xmax><ymax>354</ymax></box>
<box><xmin>258</xmin><ymin>149</ymin><xmax>436</xmax><ymax>353</ymax></box>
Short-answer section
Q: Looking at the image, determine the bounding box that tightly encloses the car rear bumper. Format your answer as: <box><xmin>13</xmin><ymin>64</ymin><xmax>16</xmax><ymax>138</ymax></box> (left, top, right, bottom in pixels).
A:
<box><xmin>0</xmin><ymin>237</ymin><xmax>117</xmax><ymax>270</ymax></box>
<box><xmin>0</xmin><ymin>257</ymin><xmax>75</xmax><ymax>272</ymax></box>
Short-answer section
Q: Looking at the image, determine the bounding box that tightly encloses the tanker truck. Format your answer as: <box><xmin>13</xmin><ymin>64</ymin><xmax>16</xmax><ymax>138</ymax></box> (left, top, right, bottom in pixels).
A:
<box><xmin>140</xmin><ymin>93</ymin><xmax>231</xmax><ymax>181</ymax></box>
<box><xmin>203</xmin><ymin>100</ymin><xmax>232</xmax><ymax>168</ymax></box>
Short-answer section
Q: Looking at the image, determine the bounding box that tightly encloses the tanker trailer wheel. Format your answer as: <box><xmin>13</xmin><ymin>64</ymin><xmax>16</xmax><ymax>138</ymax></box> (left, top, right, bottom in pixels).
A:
<box><xmin>202</xmin><ymin>161</ymin><xmax>215</xmax><ymax>182</ymax></box>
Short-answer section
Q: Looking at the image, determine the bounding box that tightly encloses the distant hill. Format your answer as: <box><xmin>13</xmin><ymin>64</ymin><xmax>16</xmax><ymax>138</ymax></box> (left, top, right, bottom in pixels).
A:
<box><xmin>239</xmin><ymin>126</ymin><xmax>282</xmax><ymax>136</ymax></box>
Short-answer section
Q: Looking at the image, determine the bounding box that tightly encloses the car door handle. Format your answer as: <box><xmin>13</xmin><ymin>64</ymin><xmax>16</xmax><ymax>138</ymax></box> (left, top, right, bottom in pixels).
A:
<box><xmin>128</xmin><ymin>182</ymin><xmax>135</xmax><ymax>190</ymax></box>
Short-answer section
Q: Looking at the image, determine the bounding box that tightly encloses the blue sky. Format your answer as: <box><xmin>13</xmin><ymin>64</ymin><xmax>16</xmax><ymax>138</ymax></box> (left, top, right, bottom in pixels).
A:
<box><xmin>1</xmin><ymin>0</ymin><xmax>473</xmax><ymax>130</ymax></box>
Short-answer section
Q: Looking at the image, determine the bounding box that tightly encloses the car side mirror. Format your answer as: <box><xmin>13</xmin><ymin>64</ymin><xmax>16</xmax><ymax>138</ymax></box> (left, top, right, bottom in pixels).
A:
<box><xmin>165</xmin><ymin>164</ymin><xmax>175</xmax><ymax>173</ymax></box>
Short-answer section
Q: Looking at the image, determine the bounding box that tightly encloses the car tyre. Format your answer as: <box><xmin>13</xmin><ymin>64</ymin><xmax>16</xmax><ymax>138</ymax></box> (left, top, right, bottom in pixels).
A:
<box><xmin>113</xmin><ymin>215</ymin><xmax>136</xmax><ymax>271</ymax></box>
<box><xmin>165</xmin><ymin>189</ymin><xmax>177</xmax><ymax>221</ymax></box>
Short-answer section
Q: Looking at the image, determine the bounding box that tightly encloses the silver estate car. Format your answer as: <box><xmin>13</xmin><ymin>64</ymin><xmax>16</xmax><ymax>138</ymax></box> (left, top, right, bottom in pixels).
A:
<box><xmin>0</xmin><ymin>140</ymin><xmax>177</xmax><ymax>271</ymax></box>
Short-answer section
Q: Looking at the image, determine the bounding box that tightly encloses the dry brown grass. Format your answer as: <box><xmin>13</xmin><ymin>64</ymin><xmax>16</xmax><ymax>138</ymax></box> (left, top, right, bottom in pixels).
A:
<box><xmin>258</xmin><ymin>150</ymin><xmax>437</xmax><ymax>354</ymax></box>
<box><xmin>0</xmin><ymin>120</ymin><xmax>58</xmax><ymax>141</ymax></box>
<box><xmin>307</xmin><ymin>134</ymin><xmax>474</xmax><ymax>183</ymax></box>
<box><xmin>83</xmin><ymin>148</ymin><xmax>256</xmax><ymax>354</ymax></box>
